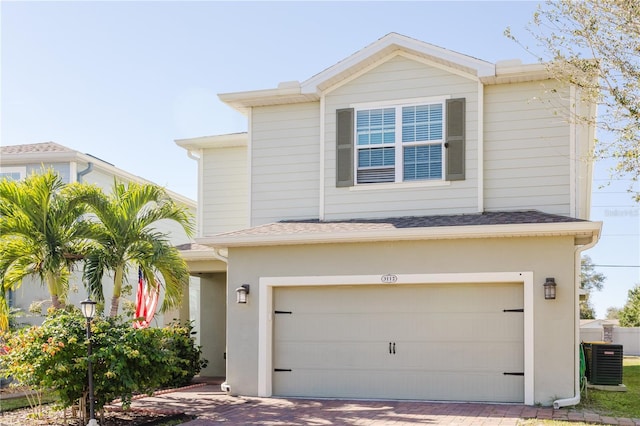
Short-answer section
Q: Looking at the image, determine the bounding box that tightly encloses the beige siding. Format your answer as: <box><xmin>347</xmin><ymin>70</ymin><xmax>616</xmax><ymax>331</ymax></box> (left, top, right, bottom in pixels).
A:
<box><xmin>324</xmin><ymin>54</ymin><xmax>480</xmax><ymax>219</ymax></box>
<box><xmin>250</xmin><ymin>102</ymin><xmax>320</xmax><ymax>225</ymax></box>
<box><xmin>484</xmin><ymin>81</ymin><xmax>571</xmax><ymax>215</ymax></box>
<box><xmin>201</xmin><ymin>146</ymin><xmax>249</xmax><ymax>236</ymax></box>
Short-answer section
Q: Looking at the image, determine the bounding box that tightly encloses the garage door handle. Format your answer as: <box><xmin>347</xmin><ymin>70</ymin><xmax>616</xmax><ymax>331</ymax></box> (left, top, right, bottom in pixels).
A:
<box><xmin>389</xmin><ymin>342</ymin><xmax>392</xmax><ymax>354</ymax></box>
<box><xmin>393</xmin><ymin>342</ymin><xmax>396</xmax><ymax>354</ymax></box>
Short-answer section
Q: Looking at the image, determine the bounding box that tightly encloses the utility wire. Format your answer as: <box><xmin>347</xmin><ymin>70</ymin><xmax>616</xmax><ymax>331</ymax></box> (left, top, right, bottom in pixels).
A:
<box><xmin>594</xmin><ymin>264</ymin><xmax>640</xmax><ymax>268</ymax></box>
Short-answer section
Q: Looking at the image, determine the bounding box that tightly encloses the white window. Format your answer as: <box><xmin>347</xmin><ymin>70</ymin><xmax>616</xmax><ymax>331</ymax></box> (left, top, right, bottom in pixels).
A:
<box><xmin>0</xmin><ymin>166</ymin><xmax>26</xmax><ymax>181</ymax></box>
<box><xmin>355</xmin><ymin>101</ymin><xmax>444</xmax><ymax>184</ymax></box>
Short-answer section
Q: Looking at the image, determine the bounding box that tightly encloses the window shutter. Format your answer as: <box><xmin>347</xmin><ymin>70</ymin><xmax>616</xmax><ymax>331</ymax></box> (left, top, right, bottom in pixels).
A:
<box><xmin>445</xmin><ymin>98</ymin><xmax>465</xmax><ymax>181</ymax></box>
<box><xmin>336</xmin><ymin>108</ymin><xmax>354</xmax><ymax>187</ymax></box>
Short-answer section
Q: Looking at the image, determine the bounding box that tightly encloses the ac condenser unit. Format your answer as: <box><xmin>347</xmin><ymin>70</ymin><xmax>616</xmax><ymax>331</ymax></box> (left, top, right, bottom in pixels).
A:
<box><xmin>586</xmin><ymin>343</ymin><xmax>623</xmax><ymax>386</ymax></box>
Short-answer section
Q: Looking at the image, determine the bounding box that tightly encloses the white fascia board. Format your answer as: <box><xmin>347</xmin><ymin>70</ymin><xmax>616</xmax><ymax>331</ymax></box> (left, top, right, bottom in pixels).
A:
<box><xmin>0</xmin><ymin>151</ymin><xmax>78</xmax><ymax>165</ymax></box>
<box><xmin>175</xmin><ymin>133</ymin><xmax>248</xmax><ymax>150</ymax></box>
<box><xmin>218</xmin><ymin>85</ymin><xmax>319</xmax><ymax>113</ymax></box>
<box><xmin>198</xmin><ymin>221</ymin><xmax>602</xmax><ymax>248</ymax></box>
<box><xmin>481</xmin><ymin>63</ymin><xmax>549</xmax><ymax>85</ymax></box>
<box><xmin>301</xmin><ymin>33</ymin><xmax>495</xmax><ymax>95</ymax></box>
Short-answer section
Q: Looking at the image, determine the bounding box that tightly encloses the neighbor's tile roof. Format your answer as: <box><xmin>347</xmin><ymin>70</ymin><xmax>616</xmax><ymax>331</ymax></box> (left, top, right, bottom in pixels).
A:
<box><xmin>175</xmin><ymin>242</ymin><xmax>214</xmax><ymax>252</ymax></box>
<box><xmin>0</xmin><ymin>142</ymin><xmax>74</xmax><ymax>155</ymax></box>
<box><xmin>216</xmin><ymin>210</ymin><xmax>587</xmax><ymax>238</ymax></box>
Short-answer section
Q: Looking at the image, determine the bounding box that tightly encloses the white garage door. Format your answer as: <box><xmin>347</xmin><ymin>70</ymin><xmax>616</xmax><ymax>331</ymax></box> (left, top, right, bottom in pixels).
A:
<box><xmin>273</xmin><ymin>283</ymin><xmax>523</xmax><ymax>402</ymax></box>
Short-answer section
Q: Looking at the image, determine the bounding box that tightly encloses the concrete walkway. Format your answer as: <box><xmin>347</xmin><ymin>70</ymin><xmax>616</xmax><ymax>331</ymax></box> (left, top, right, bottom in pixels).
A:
<box><xmin>117</xmin><ymin>383</ymin><xmax>640</xmax><ymax>425</ymax></box>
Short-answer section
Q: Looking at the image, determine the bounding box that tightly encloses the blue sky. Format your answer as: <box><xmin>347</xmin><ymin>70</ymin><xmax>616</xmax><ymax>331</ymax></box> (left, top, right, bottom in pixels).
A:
<box><xmin>2</xmin><ymin>1</ymin><xmax>638</xmax><ymax>317</ymax></box>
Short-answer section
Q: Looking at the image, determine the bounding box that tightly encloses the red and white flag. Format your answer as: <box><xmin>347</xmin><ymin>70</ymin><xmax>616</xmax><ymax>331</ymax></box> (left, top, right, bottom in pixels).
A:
<box><xmin>133</xmin><ymin>267</ymin><xmax>159</xmax><ymax>329</ymax></box>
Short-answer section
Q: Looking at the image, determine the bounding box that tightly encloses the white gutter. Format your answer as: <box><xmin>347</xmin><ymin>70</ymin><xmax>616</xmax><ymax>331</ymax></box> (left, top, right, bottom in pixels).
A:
<box><xmin>477</xmin><ymin>80</ymin><xmax>484</xmax><ymax>212</ymax></box>
<box><xmin>553</xmin><ymin>234</ymin><xmax>600</xmax><ymax>409</ymax></box>
<box><xmin>185</xmin><ymin>149</ymin><xmax>204</xmax><ymax>238</ymax></box>
<box><xmin>319</xmin><ymin>94</ymin><xmax>326</xmax><ymax>221</ymax></box>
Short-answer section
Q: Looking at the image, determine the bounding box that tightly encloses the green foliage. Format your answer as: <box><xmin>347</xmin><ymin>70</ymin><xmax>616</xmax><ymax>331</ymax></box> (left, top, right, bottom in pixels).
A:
<box><xmin>81</xmin><ymin>180</ymin><xmax>195</xmax><ymax>317</ymax></box>
<box><xmin>606</xmin><ymin>306</ymin><xmax>620</xmax><ymax>320</ymax></box>
<box><xmin>507</xmin><ymin>0</ymin><xmax>640</xmax><ymax>202</ymax></box>
<box><xmin>579</xmin><ymin>256</ymin><xmax>605</xmax><ymax>319</ymax></box>
<box><xmin>619</xmin><ymin>284</ymin><xmax>640</xmax><ymax>327</ymax></box>
<box><xmin>581</xmin><ymin>256</ymin><xmax>606</xmax><ymax>292</ymax></box>
<box><xmin>159</xmin><ymin>321</ymin><xmax>208</xmax><ymax>387</ymax></box>
<box><xmin>0</xmin><ymin>311</ymin><xmax>207</xmax><ymax>413</ymax></box>
<box><xmin>580</xmin><ymin>297</ymin><xmax>596</xmax><ymax>320</ymax></box>
<box><xmin>0</xmin><ymin>168</ymin><xmax>100</xmax><ymax>329</ymax></box>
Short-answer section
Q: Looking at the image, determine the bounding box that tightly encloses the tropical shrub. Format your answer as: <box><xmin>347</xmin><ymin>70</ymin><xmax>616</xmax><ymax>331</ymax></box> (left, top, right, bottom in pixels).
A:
<box><xmin>158</xmin><ymin>321</ymin><xmax>208</xmax><ymax>387</ymax></box>
<box><xmin>0</xmin><ymin>310</ymin><xmax>207</xmax><ymax>413</ymax></box>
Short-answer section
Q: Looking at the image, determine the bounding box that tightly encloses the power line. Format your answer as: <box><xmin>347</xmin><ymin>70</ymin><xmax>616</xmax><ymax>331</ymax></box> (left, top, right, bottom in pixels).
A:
<box><xmin>594</xmin><ymin>264</ymin><xmax>640</xmax><ymax>268</ymax></box>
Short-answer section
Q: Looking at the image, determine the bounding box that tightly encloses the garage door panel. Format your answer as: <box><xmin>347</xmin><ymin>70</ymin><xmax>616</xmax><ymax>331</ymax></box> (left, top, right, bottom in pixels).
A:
<box><xmin>274</xmin><ymin>369</ymin><xmax>524</xmax><ymax>402</ymax></box>
<box><xmin>274</xmin><ymin>313</ymin><xmax>399</xmax><ymax>341</ymax></box>
<box><xmin>274</xmin><ymin>341</ymin><xmax>390</xmax><ymax>370</ymax></box>
<box><xmin>395</xmin><ymin>341</ymin><xmax>523</xmax><ymax>371</ymax></box>
<box><xmin>273</xmin><ymin>283</ymin><xmax>523</xmax><ymax>402</ymax></box>
<box><xmin>275</xmin><ymin>283</ymin><xmax>521</xmax><ymax>314</ymax></box>
<box><xmin>275</xmin><ymin>312</ymin><xmax>522</xmax><ymax>342</ymax></box>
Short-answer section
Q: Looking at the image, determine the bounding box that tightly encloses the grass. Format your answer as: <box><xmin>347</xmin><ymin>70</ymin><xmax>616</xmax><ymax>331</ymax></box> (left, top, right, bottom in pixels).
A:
<box><xmin>0</xmin><ymin>393</ymin><xmax>57</xmax><ymax>412</ymax></box>
<box><xmin>576</xmin><ymin>356</ymin><xmax>640</xmax><ymax>419</ymax></box>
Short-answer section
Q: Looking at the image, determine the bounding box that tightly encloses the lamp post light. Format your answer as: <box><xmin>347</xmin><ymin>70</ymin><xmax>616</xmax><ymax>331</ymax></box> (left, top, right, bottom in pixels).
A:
<box><xmin>80</xmin><ymin>298</ymin><xmax>98</xmax><ymax>426</ymax></box>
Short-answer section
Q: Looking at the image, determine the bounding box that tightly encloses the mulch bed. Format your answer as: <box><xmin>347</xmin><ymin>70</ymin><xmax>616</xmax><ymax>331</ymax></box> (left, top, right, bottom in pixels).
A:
<box><xmin>0</xmin><ymin>383</ymin><xmax>205</xmax><ymax>425</ymax></box>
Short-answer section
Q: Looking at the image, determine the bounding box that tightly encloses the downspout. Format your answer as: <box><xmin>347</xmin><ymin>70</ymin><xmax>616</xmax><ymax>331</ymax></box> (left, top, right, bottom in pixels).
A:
<box><xmin>213</xmin><ymin>248</ymin><xmax>228</xmax><ymax>263</ymax></box>
<box><xmin>553</xmin><ymin>232</ymin><xmax>600</xmax><ymax>409</ymax></box>
<box><xmin>77</xmin><ymin>162</ymin><xmax>94</xmax><ymax>182</ymax></box>
<box><xmin>185</xmin><ymin>149</ymin><xmax>204</xmax><ymax>238</ymax></box>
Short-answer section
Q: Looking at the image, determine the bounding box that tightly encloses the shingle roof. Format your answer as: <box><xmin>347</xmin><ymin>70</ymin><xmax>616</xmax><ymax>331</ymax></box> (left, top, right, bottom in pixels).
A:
<box><xmin>0</xmin><ymin>142</ymin><xmax>74</xmax><ymax>155</ymax></box>
<box><xmin>216</xmin><ymin>210</ymin><xmax>586</xmax><ymax>239</ymax></box>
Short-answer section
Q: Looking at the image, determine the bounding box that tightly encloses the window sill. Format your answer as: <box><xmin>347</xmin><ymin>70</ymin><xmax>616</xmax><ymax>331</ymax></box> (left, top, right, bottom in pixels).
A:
<box><xmin>349</xmin><ymin>180</ymin><xmax>451</xmax><ymax>191</ymax></box>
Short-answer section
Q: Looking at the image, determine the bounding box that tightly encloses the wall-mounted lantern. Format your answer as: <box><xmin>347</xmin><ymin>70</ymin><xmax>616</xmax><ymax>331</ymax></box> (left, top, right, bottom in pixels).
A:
<box><xmin>544</xmin><ymin>277</ymin><xmax>557</xmax><ymax>300</ymax></box>
<box><xmin>236</xmin><ymin>284</ymin><xmax>250</xmax><ymax>304</ymax></box>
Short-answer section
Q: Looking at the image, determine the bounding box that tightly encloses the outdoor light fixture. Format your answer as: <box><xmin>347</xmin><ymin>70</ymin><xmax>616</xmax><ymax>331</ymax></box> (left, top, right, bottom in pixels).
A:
<box><xmin>544</xmin><ymin>277</ymin><xmax>557</xmax><ymax>300</ymax></box>
<box><xmin>80</xmin><ymin>298</ymin><xmax>98</xmax><ymax>426</ymax></box>
<box><xmin>236</xmin><ymin>284</ymin><xmax>250</xmax><ymax>304</ymax></box>
<box><xmin>80</xmin><ymin>298</ymin><xmax>96</xmax><ymax>321</ymax></box>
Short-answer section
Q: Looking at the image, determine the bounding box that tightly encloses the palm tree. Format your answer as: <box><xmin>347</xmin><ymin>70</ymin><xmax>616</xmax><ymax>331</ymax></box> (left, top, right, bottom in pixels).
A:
<box><xmin>0</xmin><ymin>169</ymin><xmax>94</xmax><ymax>329</ymax></box>
<box><xmin>82</xmin><ymin>180</ymin><xmax>194</xmax><ymax>318</ymax></box>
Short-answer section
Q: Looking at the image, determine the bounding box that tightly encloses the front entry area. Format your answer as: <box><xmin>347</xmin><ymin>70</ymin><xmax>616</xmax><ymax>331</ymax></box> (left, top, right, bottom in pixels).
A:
<box><xmin>271</xmin><ymin>282</ymin><xmax>524</xmax><ymax>403</ymax></box>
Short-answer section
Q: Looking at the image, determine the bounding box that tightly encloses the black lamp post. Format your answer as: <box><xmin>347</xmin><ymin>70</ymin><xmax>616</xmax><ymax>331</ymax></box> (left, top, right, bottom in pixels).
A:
<box><xmin>80</xmin><ymin>298</ymin><xmax>98</xmax><ymax>426</ymax></box>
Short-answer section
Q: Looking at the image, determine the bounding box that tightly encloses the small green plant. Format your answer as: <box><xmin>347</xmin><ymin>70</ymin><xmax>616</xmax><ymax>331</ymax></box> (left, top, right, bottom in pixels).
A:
<box><xmin>0</xmin><ymin>310</ymin><xmax>208</xmax><ymax>415</ymax></box>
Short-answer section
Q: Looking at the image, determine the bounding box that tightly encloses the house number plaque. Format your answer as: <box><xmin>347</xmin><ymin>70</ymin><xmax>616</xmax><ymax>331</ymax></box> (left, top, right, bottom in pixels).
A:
<box><xmin>381</xmin><ymin>274</ymin><xmax>398</xmax><ymax>283</ymax></box>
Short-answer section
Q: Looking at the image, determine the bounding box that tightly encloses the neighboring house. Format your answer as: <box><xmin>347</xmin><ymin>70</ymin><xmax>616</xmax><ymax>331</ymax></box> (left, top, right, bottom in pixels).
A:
<box><xmin>0</xmin><ymin>142</ymin><xmax>196</xmax><ymax>327</ymax></box>
<box><xmin>176</xmin><ymin>33</ymin><xmax>601</xmax><ymax>407</ymax></box>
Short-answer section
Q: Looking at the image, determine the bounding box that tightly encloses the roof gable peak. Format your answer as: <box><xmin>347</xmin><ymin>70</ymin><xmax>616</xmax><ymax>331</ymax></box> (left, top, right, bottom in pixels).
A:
<box><xmin>300</xmin><ymin>32</ymin><xmax>496</xmax><ymax>95</ymax></box>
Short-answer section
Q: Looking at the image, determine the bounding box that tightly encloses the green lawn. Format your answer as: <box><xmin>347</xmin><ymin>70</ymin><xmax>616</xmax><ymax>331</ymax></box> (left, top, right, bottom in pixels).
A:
<box><xmin>0</xmin><ymin>393</ymin><xmax>57</xmax><ymax>412</ymax></box>
<box><xmin>577</xmin><ymin>356</ymin><xmax>640</xmax><ymax>418</ymax></box>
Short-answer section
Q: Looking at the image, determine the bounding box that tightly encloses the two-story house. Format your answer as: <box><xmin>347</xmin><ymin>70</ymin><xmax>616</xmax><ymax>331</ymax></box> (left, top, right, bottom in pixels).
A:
<box><xmin>176</xmin><ymin>33</ymin><xmax>601</xmax><ymax>407</ymax></box>
<box><xmin>0</xmin><ymin>142</ymin><xmax>195</xmax><ymax>327</ymax></box>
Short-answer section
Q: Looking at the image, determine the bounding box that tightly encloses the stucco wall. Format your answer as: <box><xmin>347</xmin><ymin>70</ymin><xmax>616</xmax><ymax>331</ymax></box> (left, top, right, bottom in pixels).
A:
<box><xmin>224</xmin><ymin>236</ymin><xmax>577</xmax><ymax>405</ymax></box>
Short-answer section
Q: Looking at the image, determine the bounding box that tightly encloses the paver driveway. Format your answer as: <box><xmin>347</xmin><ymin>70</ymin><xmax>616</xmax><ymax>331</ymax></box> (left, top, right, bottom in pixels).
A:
<box><xmin>118</xmin><ymin>383</ymin><xmax>639</xmax><ymax>425</ymax></box>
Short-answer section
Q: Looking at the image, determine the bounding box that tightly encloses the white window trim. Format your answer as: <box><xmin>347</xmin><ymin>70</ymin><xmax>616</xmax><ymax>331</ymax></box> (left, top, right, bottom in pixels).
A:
<box><xmin>258</xmin><ymin>271</ymin><xmax>534</xmax><ymax>405</ymax></box>
<box><xmin>0</xmin><ymin>166</ymin><xmax>27</xmax><ymax>180</ymax></box>
<box><xmin>352</xmin><ymin>96</ymin><xmax>450</xmax><ymax>186</ymax></box>
<box><xmin>349</xmin><ymin>179</ymin><xmax>450</xmax><ymax>192</ymax></box>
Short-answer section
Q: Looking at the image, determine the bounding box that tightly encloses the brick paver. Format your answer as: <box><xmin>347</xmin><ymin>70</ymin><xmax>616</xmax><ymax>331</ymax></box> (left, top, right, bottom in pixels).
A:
<box><xmin>113</xmin><ymin>383</ymin><xmax>640</xmax><ymax>425</ymax></box>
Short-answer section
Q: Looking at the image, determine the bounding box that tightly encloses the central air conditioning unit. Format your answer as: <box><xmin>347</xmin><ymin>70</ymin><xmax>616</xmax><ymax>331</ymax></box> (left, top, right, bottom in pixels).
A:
<box><xmin>584</xmin><ymin>343</ymin><xmax>623</xmax><ymax>385</ymax></box>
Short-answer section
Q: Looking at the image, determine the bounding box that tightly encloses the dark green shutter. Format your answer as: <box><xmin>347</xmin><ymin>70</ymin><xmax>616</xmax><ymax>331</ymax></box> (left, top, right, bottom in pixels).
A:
<box><xmin>336</xmin><ymin>108</ymin><xmax>354</xmax><ymax>187</ymax></box>
<box><xmin>445</xmin><ymin>98</ymin><xmax>465</xmax><ymax>181</ymax></box>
